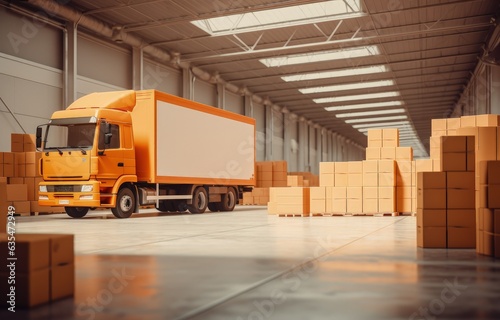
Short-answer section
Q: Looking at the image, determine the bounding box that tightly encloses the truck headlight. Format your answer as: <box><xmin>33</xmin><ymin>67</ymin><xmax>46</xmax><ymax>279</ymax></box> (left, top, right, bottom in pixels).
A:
<box><xmin>39</xmin><ymin>195</ymin><xmax>49</xmax><ymax>200</ymax></box>
<box><xmin>39</xmin><ymin>185</ymin><xmax>48</xmax><ymax>193</ymax></box>
<box><xmin>80</xmin><ymin>195</ymin><xmax>94</xmax><ymax>200</ymax></box>
<box><xmin>81</xmin><ymin>185</ymin><xmax>93</xmax><ymax>192</ymax></box>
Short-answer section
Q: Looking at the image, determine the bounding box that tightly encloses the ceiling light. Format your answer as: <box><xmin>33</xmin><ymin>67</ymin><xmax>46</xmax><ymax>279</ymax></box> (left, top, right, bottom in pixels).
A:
<box><xmin>261</xmin><ymin>45</ymin><xmax>379</xmax><ymax>67</ymax></box>
<box><xmin>300</xmin><ymin>80</ymin><xmax>393</xmax><ymax>94</ymax></box>
<box><xmin>191</xmin><ymin>0</ymin><xmax>362</xmax><ymax>36</ymax></box>
<box><xmin>354</xmin><ymin>121</ymin><xmax>410</xmax><ymax>129</ymax></box>
<box><xmin>325</xmin><ymin>101</ymin><xmax>403</xmax><ymax>112</ymax></box>
<box><xmin>345</xmin><ymin>115</ymin><xmax>407</xmax><ymax>123</ymax></box>
<box><xmin>282</xmin><ymin>65</ymin><xmax>388</xmax><ymax>82</ymax></box>
<box><xmin>314</xmin><ymin>91</ymin><xmax>400</xmax><ymax>104</ymax></box>
<box><xmin>335</xmin><ymin>108</ymin><xmax>405</xmax><ymax>118</ymax></box>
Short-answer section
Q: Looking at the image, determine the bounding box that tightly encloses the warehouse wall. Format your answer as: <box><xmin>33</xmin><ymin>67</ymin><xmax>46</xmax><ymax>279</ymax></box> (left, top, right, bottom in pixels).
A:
<box><xmin>456</xmin><ymin>63</ymin><xmax>500</xmax><ymax>116</ymax></box>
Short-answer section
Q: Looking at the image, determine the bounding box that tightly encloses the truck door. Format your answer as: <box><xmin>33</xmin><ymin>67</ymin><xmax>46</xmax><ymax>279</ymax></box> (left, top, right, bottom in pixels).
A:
<box><xmin>97</xmin><ymin>122</ymin><xmax>124</xmax><ymax>187</ymax></box>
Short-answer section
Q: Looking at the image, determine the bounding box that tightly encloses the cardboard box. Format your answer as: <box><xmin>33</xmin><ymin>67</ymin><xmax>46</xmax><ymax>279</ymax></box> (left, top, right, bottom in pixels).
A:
<box><xmin>378</xmin><ymin>160</ymin><xmax>396</xmax><ymax>173</ymax></box>
<box><xmin>447</xmin><ymin>209</ymin><xmax>475</xmax><ymax>228</ymax></box>
<box><xmin>467</xmin><ymin>152</ymin><xmax>475</xmax><ymax>172</ymax></box>
<box><xmin>267</xmin><ymin>202</ymin><xmax>277</xmax><ymax>214</ymax></box>
<box><xmin>366</xmin><ymin>148</ymin><xmax>381</xmax><ymax>160</ymax></box>
<box><xmin>347</xmin><ymin>187</ymin><xmax>362</xmax><ymax>199</ymax></box>
<box><xmin>433</xmin><ymin>130</ymin><xmax>447</xmax><ymax>137</ymax></box>
<box><xmin>363</xmin><ymin>172</ymin><xmax>378</xmax><ymax>187</ymax></box>
<box><xmin>242</xmin><ymin>193</ymin><xmax>254</xmax><ymax>205</ymax></box>
<box><xmin>332</xmin><ymin>199</ymin><xmax>347</xmax><ymax>212</ymax></box>
<box><xmin>347</xmin><ymin>173</ymin><xmax>363</xmax><ymax>187</ymax></box>
<box><xmin>460</xmin><ymin>115</ymin><xmax>476</xmax><ymax>128</ymax></box>
<box><xmin>310</xmin><ymin>199</ymin><xmax>326</xmax><ymax>213</ymax></box>
<box><xmin>447</xmin><ymin>189</ymin><xmax>475</xmax><ymax>209</ymax></box>
<box><xmin>310</xmin><ymin>187</ymin><xmax>326</xmax><ymax>200</ymax></box>
<box><xmin>417</xmin><ymin>172</ymin><xmax>446</xmax><ymax>189</ymax></box>
<box><xmin>320</xmin><ymin>162</ymin><xmax>335</xmax><ymax>174</ymax></box>
<box><xmin>431</xmin><ymin>119</ymin><xmax>447</xmax><ymax>132</ymax></box>
<box><xmin>379</xmin><ymin>172</ymin><xmax>396</xmax><ymax>187</ymax></box>
<box><xmin>363</xmin><ymin>198</ymin><xmax>378</xmax><ymax>213</ymax></box>
<box><xmin>368</xmin><ymin>129</ymin><xmax>383</xmax><ymax>142</ymax></box>
<box><xmin>417</xmin><ymin>226</ymin><xmax>447</xmax><ymax>248</ymax></box>
<box><xmin>334</xmin><ymin>162</ymin><xmax>349</xmax><ymax>174</ymax></box>
<box><xmin>476</xmin><ymin>114</ymin><xmax>499</xmax><ymax>127</ymax></box>
<box><xmin>379</xmin><ymin>186</ymin><xmax>396</xmax><ymax>199</ymax></box>
<box><xmin>441</xmin><ymin>136</ymin><xmax>467</xmax><ymax>153</ymax></box>
<box><xmin>396</xmin><ymin>160</ymin><xmax>413</xmax><ymax>173</ymax></box>
<box><xmin>486</xmin><ymin>161</ymin><xmax>500</xmax><ymax>185</ymax></box>
<box><xmin>3</xmin><ymin>164</ymin><xmax>14</xmax><ymax>177</ymax></box>
<box><xmin>50</xmin><ymin>263</ymin><xmax>74</xmax><ymax>301</ymax></box>
<box><xmin>272</xmin><ymin>180</ymin><xmax>287</xmax><ymax>187</ymax></box>
<box><xmin>272</xmin><ymin>161</ymin><xmax>287</xmax><ymax>173</ymax></box>
<box><xmin>11</xmin><ymin>201</ymin><xmax>31</xmax><ymax>214</ymax></box>
<box><xmin>363</xmin><ymin>187</ymin><xmax>378</xmax><ymax>199</ymax></box>
<box><xmin>252</xmin><ymin>188</ymin><xmax>270</xmax><ymax>197</ymax></box>
<box><xmin>320</xmin><ymin>174</ymin><xmax>334</xmax><ymax>187</ymax></box>
<box><xmin>272</xmin><ymin>171</ymin><xmax>287</xmax><ymax>181</ymax></box>
<box><xmin>383</xmin><ymin>139</ymin><xmax>399</xmax><ymax>148</ymax></box>
<box><xmin>446</xmin><ymin>172</ymin><xmax>475</xmax><ymax>189</ymax></box>
<box><xmin>8</xmin><ymin>177</ymin><xmax>24</xmax><ymax>184</ymax></box>
<box><xmin>347</xmin><ymin>199</ymin><xmax>363</xmax><ymax>213</ymax></box>
<box><xmin>479</xmin><ymin>208</ymin><xmax>493</xmax><ymax>232</ymax></box>
<box><xmin>0</xmin><ymin>183</ymin><xmax>7</xmax><ymax>234</ymax></box>
<box><xmin>415</xmin><ymin>159</ymin><xmax>433</xmax><ymax>173</ymax></box>
<box><xmin>380</xmin><ymin>147</ymin><xmax>396</xmax><ymax>160</ymax></box>
<box><xmin>397</xmin><ymin>186</ymin><xmax>412</xmax><ymax>199</ymax></box>
<box><xmin>397</xmin><ymin>172</ymin><xmax>412</xmax><ymax>187</ymax></box>
<box><xmin>430</xmin><ymin>147</ymin><xmax>440</xmax><ymax>160</ymax></box>
<box><xmin>379</xmin><ymin>198</ymin><xmax>396</xmax><ymax>212</ymax></box>
<box><xmin>418</xmin><ymin>189</ymin><xmax>446</xmax><ymax>209</ymax></box>
<box><xmin>488</xmin><ymin>185</ymin><xmax>500</xmax><ymax>208</ymax></box>
<box><xmin>6</xmin><ymin>184</ymin><xmax>28</xmax><ymax>201</ymax></box>
<box><xmin>257</xmin><ymin>161</ymin><xmax>273</xmax><ymax>172</ymax></box>
<box><xmin>441</xmin><ymin>152</ymin><xmax>467</xmax><ymax>172</ymax></box>
<box><xmin>332</xmin><ymin>187</ymin><xmax>347</xmax><ymax>199</ymax></box>
<box><xmin>348</xmin><ymin>161</ymin><xmax>363</xmax><ymax>174</ymax></box>
<box><xmin>287</xmin><ymin>175</ymin><xmax>303</xmax><ymax>187</ymax></box>
<box><xmin>0</xmin><ymin>234</ymin><xmax>50</xmax><ymax>273</ymax></box>
<box><xmin>446</xmin><ymin>118</ymin><xmax>461</xmax><ymax>130</ymax></box>
<box><xmin>368</xmin><ymin>139</ymin><xmax>383</xmax><ymax>148</ymax></box>
<box><xmin>0</xmin><ymin>268</ymin><xmax>50</xmax><ymax>308</ymax></box>
<box><xmin>448</xmin><ymin>227</ymin><xmax>475</xmax><ymax>248</ymax></box>
<box><xmin>417</xmin><ymin>209</ymin><xmax>446</xmax><ymax>227</ymax></box>
<box><xmin>11</xmin><ymin>133</ymin><xmax>24</xmax><ymax>152</ymax></box>
<box><xmin>383</xmin><ymin>128</ymin><xmax>399</xmax><ymax>141</ymax></box>
<box><xmin>397</xmin><ymin>198</ymin><xmax>412</xmax><ymax>213</ymax></box>
<box><xmin>498</xmin><ymin>127</ymin><xmax>500</xmax><ymax>160</ymax></box>
<box><xmin>362</xmin><ymin>160</ymin><xmax>378</xmax><ymax>173</ymax></box>
<box><xmin>396</xmin><ymin>147</ymin><xmax>413</xmax><ymax>160</ymax></box>
<box><xmin>334</xmin><ymin>174</ymin><xmax>348</xmax><ymax>187</ymax></box>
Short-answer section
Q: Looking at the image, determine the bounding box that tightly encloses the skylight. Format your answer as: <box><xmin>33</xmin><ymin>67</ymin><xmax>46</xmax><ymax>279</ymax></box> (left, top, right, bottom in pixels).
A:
<box><xmin>300</xmin><ymin>80</ymin><xmax>393</xmax><ymax>94</ymax></box>
<box><xmin>354</xmin><ymin>121</ymin><xmax>410</xmax><ymax>129</ymax></box>
<box><xmin>282</xmin><ymin>65</ymin><xmax>388</xmax><ymax>82</ymax></box>
<box><xmin>191</xmin><ymin>0</ymin><xmax>363</xmax><ymax>36</ymax></box>
<box><xmin>325</xmin><ymin>101</ymin><xmax>403</xmax><ymax>112</ymax></box>
<box><xmin>261</xmin><ymin>45</ymin><xmax>379</xmax><ymax>68</ymax></box>
<box><xmin>314</xmin><ymin>91</ymin><xmax>400</xmax><ymax>104</ymax></box>
<box><xmin>335</xmin><ymin>108</ymin><xmax>405</xmax><ymax>118</ymax></box>
<box><xmin>344</xmin><ymin>115</ymin><xmax>408</xmax><ymax>123</ymax></box>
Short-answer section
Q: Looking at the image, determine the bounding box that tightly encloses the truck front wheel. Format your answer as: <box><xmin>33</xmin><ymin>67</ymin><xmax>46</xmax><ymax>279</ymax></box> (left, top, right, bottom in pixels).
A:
<box><xmin>112</xmin><ymin>187</ymin><xmax>135</xmax><ymax>218</ymax></box>
<box><xmin>188</xmin><ymin>187</ymin><xmax>208</xmax><ymax>214</ymax></box>
<box><xmin>65</xmin><ymin>206</ymin><xmax>89</xmax><ymax>218</ymax></box>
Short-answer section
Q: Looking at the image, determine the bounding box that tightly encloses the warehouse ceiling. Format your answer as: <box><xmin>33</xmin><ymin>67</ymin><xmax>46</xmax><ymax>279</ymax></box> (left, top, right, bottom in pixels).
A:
<box><xmin>14</xmin><ymin>0</ymin><xmax>500</xmax><ymax>157</ymax></box>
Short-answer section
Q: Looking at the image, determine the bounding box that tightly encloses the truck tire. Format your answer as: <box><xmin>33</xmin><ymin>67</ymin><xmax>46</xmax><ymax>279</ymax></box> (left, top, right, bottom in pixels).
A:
<box><xmin>188</xmin><ymin>187</ymin><xmax>208</xmax><ymax>214</ymax></box>
<box><xmin>65</xmin><ymin>206</ymin><xmax>89</xmax><ymax>218</ymax></box>
<box><xmin>220</xmin><ymin>187</ymin><xmax>237</xmax><ymax>212</ymax></box>
<box><xmin>112</xmin><ymin>187</ymin><xmax>135</xmax><ymax>218</ymax></box>
<box><xmin>208</xmin><ymin>202</ymin><xmax>221</xmax><ymax>212</ymax></box>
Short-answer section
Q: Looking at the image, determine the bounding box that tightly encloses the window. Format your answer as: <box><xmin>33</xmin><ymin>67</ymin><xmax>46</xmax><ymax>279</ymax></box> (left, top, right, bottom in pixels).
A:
<box><xmin>99</xmin><ymin>123</ymin><xmax>120</xmax><ymax>150</ymax></box>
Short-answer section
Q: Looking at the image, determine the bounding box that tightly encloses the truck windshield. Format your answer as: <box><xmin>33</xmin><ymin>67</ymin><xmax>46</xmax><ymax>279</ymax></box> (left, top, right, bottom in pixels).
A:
<box><xmin>44</xmin><ymin>123</ymin><xmax>96</xmax><ymax>150</ymax></box>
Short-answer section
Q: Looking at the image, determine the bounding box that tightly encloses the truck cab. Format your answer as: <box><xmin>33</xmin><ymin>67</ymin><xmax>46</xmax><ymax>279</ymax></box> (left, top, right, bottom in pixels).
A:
<box><xmin>37</xmin><ymin>91</ymin><xmax>138</xmax><ymax>218</ymax></box>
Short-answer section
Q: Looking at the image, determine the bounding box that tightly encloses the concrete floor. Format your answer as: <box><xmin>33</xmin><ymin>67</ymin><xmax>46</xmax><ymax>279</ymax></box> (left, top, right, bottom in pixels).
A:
<box><xmin>2</xmin><ymin>206</ymin><xmax>500</xmax><ymax>320</ymax></box>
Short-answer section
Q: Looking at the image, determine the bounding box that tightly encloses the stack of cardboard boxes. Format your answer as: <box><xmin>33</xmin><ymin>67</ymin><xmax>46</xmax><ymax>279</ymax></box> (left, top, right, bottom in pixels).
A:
<box><xmin>267</xmin><ymin>187</ymin><xmax>310</xmax><ymax>216</ymax></box>
<box><xmin>0</xmin><ymin>233</ymin><xmax>74</xmax><ymax>308</ymax></box>
<box><xmin>287</xmin><ymin>171</ymin><xmax>319</xmax><ymax>187</ymax></box>
<box><xmin>477</xmin><ymin>161</ymin><xmax>500</xmax><ymax>257</ymax></box>
<box><xmin>0</xmin><ymin>134</ymin><xmax>63</xmax><ymax>215</ymax></box>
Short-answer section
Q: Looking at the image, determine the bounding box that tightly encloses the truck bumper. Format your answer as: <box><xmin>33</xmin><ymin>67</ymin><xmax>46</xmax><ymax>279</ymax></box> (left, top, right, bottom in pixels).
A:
<box><xmin>38</xmin><ymin>181</ymin><xmax>101</xmax><ymax>207</ymax></box>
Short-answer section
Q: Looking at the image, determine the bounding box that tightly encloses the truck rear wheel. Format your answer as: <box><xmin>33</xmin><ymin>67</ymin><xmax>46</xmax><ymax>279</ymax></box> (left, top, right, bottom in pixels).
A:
<box><xmin>188</xmin><ymin>187</ymin><xmax>208</xmax><ymax>214</ymax></box>
<box><xmin>112</xmin><ymin>187</ymin><xmax>135</xmax><ymax>218</ymax></box>
<box><xmin>220</xmin><ymin>187</ymin><xmax>237</xmax><ymax>212</ymax></box>
<box><xmin>65</xmin><ymin>206</ymin><xmax>89</xmax><ymax>218</ymax></box>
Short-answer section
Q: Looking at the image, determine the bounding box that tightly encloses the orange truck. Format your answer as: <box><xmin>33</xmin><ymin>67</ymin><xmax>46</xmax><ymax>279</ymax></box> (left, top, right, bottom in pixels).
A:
<box><xmin>36</xmin><ymin>90</ymin><xmax>256</xmax><ymax>218</ymax></box>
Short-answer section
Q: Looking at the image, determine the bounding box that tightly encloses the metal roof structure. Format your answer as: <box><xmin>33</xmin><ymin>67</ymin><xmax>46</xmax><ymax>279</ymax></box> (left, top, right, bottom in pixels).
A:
<box><xmin>18</xmin><ymin>0</ymin><xmax>500</xmax><ymax>156</ymax></box>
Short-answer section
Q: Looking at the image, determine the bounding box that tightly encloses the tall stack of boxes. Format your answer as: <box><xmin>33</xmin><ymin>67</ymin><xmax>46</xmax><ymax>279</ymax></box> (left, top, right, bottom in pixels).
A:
<box><xmin>1</xmin><ymin>134</ymin><xmax>63</xmax><ymax>215</ymax></box>
<box><xmin>267</xmin><ymin>187</ymin><xmax>310</xmax><ymax>216</ymax></box>
<box><xmin>244</xmin><ymin>161</ymin><xmax>287</xmax><ymax>205</ymax></box>
<box><xmin>477</xmin><ymin>161</ymin><xmax>500</xmax><ymax>257</ymax></box>
<box><xmin>417</xmin><ymin>172</ymin><xmax>447</xmax><ymax>248</ymax></box>
<box><xmin>0</xmin><ymin>234</ymin><xmax>74</xmax><ymax>308</ymax></box>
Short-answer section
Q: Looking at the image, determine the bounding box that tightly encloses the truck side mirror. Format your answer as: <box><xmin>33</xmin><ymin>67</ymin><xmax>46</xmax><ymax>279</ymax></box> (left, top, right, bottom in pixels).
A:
<box><xmin>104</xmin><ymin>132</ymin><xmax>112</xmax><ymax>145</ymax></box>
<box><xmin>36</xmin><ymin>126</ymin><xmax>43</xmax><ymax>149</ymax></box>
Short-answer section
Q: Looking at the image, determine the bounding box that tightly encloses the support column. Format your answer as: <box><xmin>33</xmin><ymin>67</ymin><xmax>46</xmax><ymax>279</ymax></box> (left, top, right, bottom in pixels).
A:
<box><xmin>64</xmin><ymin>22</ymin><xmax>77</xmax><ymax>107</ymax></box>
<box><xmin>182</xmin><ymin>68</ymin><xmax>193</xmax><ymax>100</ymax></box>
<box><xmin>244</xmin><ymin>95</ymin><xmax>253</xmax><ymax>117</ymax></box>
<box><xmin>217</xmin><ymin>83</ymin><xmax>225</xmax><ymax>109</ymax></box>
<box><xmin>265</xmin><ymin>104</ymin><xmax>273</xmax><ymax>161</ymax></box>
<box><xmin>132</xmin><ymin>47</ymin><xmax>143</xmax><ymax>90</ymax></box>
<box><xmin>298</xmin><ymin>117</ymin><xmax>307</xmax><ymax>172</ymax></box>
<box><xmin>283</xmin><ymin>110</ymin><xmax>291</xmax><ymax>165</ymax></box>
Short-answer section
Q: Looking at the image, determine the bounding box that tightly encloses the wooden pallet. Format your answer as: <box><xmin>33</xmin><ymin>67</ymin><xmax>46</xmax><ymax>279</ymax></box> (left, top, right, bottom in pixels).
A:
<box><xmin>399</xmin><ymin>212</ymin><xmax>417</xmax><ymax>217</ymax></box>
<box><xmin>278</xmin><ymin>213</ymin><xmax>310</xmax><ymax>217</ymax></box>
<box><xmin>310</xmin><ymin>212</ymin><xmax>399</xmax><ymax>217</ymax></box>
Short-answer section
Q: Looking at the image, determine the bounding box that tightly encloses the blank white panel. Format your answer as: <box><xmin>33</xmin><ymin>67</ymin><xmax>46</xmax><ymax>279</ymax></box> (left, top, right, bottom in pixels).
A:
<box><xmin>143</xmin><ymin>60</ymin><xmax>181</xmax><ymax>95</ymax></box>
<box><xmin>193</xmin><ymin>80</ymin><xmax>216</xmax><ymax>106</ymax></box>
<box><xmin>225</xmin><ymin>92</ymin><xmax>244</xmax><ymax>114</ymax></box>
<box><xmin>156</xmin><ymin>101</ymin><xmax>255</xmax><ymax>180</ymax></box>
<box><xmin>78</xmin><ymin>35</ymin><xmax>132</xmax><ymax>89</ymax></box>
